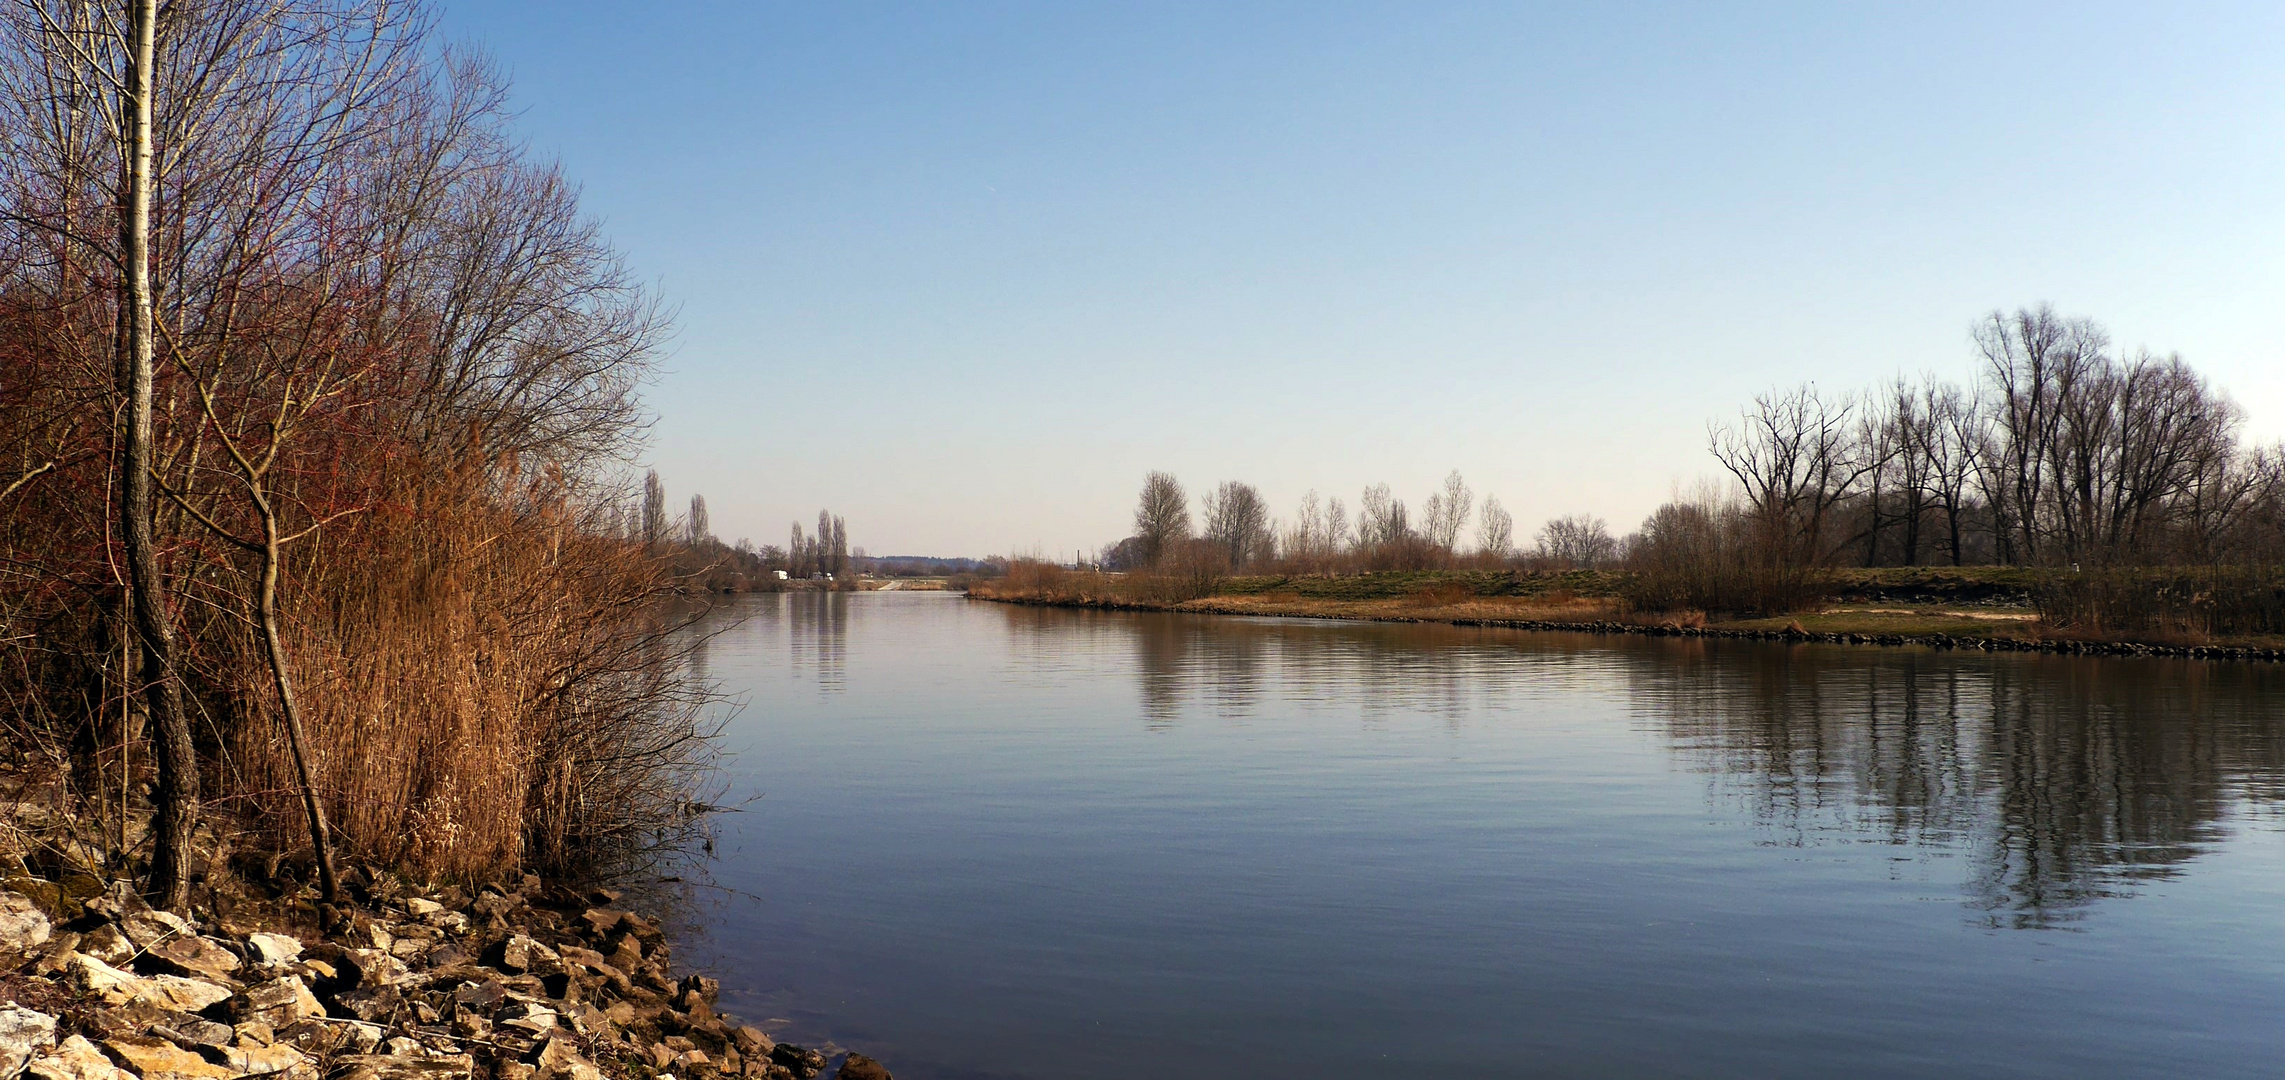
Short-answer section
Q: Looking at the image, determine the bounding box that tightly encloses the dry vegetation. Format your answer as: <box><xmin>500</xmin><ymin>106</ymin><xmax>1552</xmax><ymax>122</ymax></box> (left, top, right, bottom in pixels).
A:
<box><xmin>0</xmin><ymin>0</ymin><xmax>714</xmax><ymax>898</ymax></box>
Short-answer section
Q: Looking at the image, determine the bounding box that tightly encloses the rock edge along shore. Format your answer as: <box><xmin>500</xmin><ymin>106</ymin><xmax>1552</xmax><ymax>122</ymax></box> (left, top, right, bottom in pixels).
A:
<box><xmin>0</xmin><ymin>869</ymin><xmax>894</xmax><ymax>1080</ymax></box>
<box><xmin>970</xmin><ymin>593</ymin><xmax>2285</xmax><ymax>662</ymax></box>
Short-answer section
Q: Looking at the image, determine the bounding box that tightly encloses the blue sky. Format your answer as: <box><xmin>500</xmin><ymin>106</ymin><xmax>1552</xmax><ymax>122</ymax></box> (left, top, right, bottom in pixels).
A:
<box><xmin>440</xmin><ymin>2</ymin><xmax>2285</xmax><ymax>557</ymax></box>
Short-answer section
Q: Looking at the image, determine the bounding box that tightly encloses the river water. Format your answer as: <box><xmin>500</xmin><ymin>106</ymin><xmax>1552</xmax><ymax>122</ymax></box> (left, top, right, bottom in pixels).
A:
<box><xmin>672</xmin><ymin>591</ymin><xmax>2285</xmax><ymax>1079</ymax></box>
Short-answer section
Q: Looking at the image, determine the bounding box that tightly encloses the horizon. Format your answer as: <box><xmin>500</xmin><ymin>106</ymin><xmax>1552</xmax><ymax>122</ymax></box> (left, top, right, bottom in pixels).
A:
<box><xmin>442</xmin><ymin>1</ymin><xmax>2285</xmax><ymax>557</ymax></box>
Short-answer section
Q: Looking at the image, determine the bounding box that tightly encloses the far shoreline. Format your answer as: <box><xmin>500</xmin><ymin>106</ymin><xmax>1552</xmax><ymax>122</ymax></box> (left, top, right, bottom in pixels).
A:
<box><xmin>966</xmin><ymin>572</ymin><xmax>2285</xmax><ymax>664</ymax></box>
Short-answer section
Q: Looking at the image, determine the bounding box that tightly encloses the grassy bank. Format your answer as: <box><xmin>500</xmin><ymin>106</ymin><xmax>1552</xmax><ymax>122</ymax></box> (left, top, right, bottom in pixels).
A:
<box><xmin>970</xmin><ymin>563</ymin><xmax>2285</xmax><ymax>659</ymax></box>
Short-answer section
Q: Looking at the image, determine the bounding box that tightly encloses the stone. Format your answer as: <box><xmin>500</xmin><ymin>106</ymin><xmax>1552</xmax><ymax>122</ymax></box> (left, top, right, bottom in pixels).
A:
<box><xmin>618</xmin><ymin>912</ymin><xmax>664</xmax><ymax>947</ymax></box>
<box><xmin>79</xmin><ymin>926</ymin><xmax>134</xmax><ymax>966</ymax></box>
<box><xmin>23</xmin><ymin>1036</ymin><xmax>122</xmax><ymax>1080</ymax></box>
<box><xmin>495</xmin><ymin>1064</ymin><xmax>533</xmax><ymax>1080</ymax></box>
<box><xmin>119</xmin><ymin>909</ymin><xmax>195</xmax><ymax>950</ymax></box>
<box><xmin>378</xmin><ymin>1038</ymin><xmax>422</xmax><ymax>1058</ymax></box>
<box><xmin>137</xmin><ymin>975</ymin><xmax>235</xmax><ymax>1014</ymax></box>
<box><xmin>0</xmin><ymin>892</ymin><xmax>52</xmax><ymax>952</ymax></box>
<box><xmin>402</xmin><ymin>899</ymin><xmax>444</xmax><ymax>917</ymax></box>
<box><xmin>447</xmin><ymin>980</ymin><xmax>504</xmax><ymax>1013</ymax></box>
<box><xmin>243</xmin><ymin>934</ymin><xmax>302</xmax><ymax>966</ymax></box>
<box><xmin>330</xmin><ymin>1055</ymin><xmax>474</xmax><ymax>1080</ymax></box>
<box><xmin>231</xmin><ymin>1022</ymin><xmax>276</xmax><ymax>1048</ymax></box>
<box><xmin>729</xmin><ymin>1027</ymin><xmax>775</xmax><ymax>1059</ymax></box>
<box><xmin>493</xmin><ymin>936</ymin><xmax>556</xmax><ymax>976</ymax></box>
<box><xmin>66</xmin><ymin>953</ymin><xmax>145</xmax><ymax>1005</ymax></box>
<box><xmin>150</xmin><ymin>1019</ymin><xmax>231</xmax><ymax>1051</ymax></box>
<box><xmin>329</xmin><ymin>986</ymin><xmax>401</xmax><ymax>1024</ymax></box>
<box><xmin>1</xmin><ymin>879</ymin><xmax>63</xmax><ymax>924</ymax></box>
<box><xmin>677</xmin><ymin>975</ymin><xmax>719</xmax><ymax>1007</ymax></box>
<box><xmin>339</xmin><ymin>949</ymin><xmax>411</xmax><ymax>989</ymax></box>
<box><xmin>576</xmin><ymin>910</ymin><xmax>626</xmax><ymax>939</ymax></box>
<box><xmin>26</xmin><ymin>934</ymin><xmax>80</xmax><ymax>978</ymax></box>
<box><xmin>835</xmin><ymin>1054</ymin><xmax>892</xmax><ymax>1080</ymax></box>
<box><xmin>0</xmin><ymin>1005</ymin><xmax>58</xmax><ymax>1080</ymax></box>
<box><xmin>769</xmin><ymin>1044</ymin><xmax>826</xmax><ymax>1080</ymax></box>
<box><xmin>101</xmin><ymin>1036</ymin><xmax>235</xmax><ymax>1080</ymax></box>
<box><xmin>144</xmin><ymin>935</ymin><xmax>243</xmax><ymax>982</ymax></box>
<box><xmin>215</xmin><ymin>1043</ymin><xmax>305</xmax><ymax>1077</ymax></box>
<box><xmin>239</xmin><ymin>977</ymin><xmax>324</xmax><ymax>1026</ymax></box>
<box><xmin>533</xmin><ymin>1038</ymin><xmax>601</xmax><ymax>1080</ymax></box>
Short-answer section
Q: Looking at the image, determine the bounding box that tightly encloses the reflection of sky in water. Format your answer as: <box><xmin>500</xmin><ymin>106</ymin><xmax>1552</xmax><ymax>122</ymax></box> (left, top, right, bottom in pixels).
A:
<box><xmin>677</xmin><ymin>594</ymin><xmax>2285</xmax><ymax>1080</ymax></box>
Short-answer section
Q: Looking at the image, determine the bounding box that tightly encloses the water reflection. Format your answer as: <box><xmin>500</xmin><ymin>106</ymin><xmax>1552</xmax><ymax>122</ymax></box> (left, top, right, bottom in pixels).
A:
<box><xmin>785</xmin><ymin>593</ymin><xmax>848</xmax><ymax>694</ymax></box>
<box><xmin>1633</xmin><ymin>644</ymin><xmax>2285</xmax><ymax>927</ymax></box>
<box><xmin>1002</xmin><ymin>605</ymin><xmax>2285</xmax><ymax>929</ymax></box>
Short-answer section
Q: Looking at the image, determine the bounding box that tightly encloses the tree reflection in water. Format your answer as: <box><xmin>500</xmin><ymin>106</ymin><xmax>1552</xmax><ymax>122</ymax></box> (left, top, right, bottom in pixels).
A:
<box><xmin>1005</xmin><ymin>604</ymin><xmax>2285</xmax><ymax>930</ymax></box>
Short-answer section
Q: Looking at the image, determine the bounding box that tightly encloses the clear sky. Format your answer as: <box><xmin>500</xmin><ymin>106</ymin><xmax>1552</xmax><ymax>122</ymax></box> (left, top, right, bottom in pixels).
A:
<box><xmin>438</xmin><ymin>2</ymin><xmax>2285</xmax><ymax>559</ymax></box>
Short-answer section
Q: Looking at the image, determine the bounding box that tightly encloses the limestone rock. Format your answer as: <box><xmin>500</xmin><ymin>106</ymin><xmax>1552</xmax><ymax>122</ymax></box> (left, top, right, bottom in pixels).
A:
<box><xmin>330</xmin><ymin>1054</ymin><xmax>473</xmax><ymax>1080</ymax></box>
<box><xmin>23</xmin><ymin>1037</ymin><xmax>120</xmax><ymax>1080</ymax></box>
<box><xmin>835</xmin><ymin>1054</ymin><xmax>892</xmax><ymax>1080</ymax></box>
<box><xmin>338</xmin><ymin>949</ymin><xmax>411</xmax><ymax>989</ymax></box>
<box><xmin>770</xmin><ymin>1044</ymin><xmax>826</xmax><ymax>1080</ymax></box>
<box><xmin>215</xmin><ymin>1042</ymin><xmax>306</xmax><ymax>1077</ymax></box>
<box><xmin>533</xmin><ymin>1038</ymin><xmax>600</xmax><ymax>1080</ymax></box>
<box><xmin>145</xmin><ymin>935</ymin><xmax>242</xmax><ymax>982</ymax></box>
<box><xmin>239</xmin><ymin>976</ymin><xmax>324</xmax><ymax>1026</ymax></box>
<box><xmin>0</xmin><ymin>893</ymin><xmax>52</xmax><ymax>953</ymax></box>
<box><xmin>0</xmin><ymin>1005</ymin><xmax>58</xmax><ymax>1080</ymax></box>
<box><xmin>119</xmin><ymin>909</ymin><xmax>194</xmax><ymax>951</ymax></box>
<box><xmin>243</xmin><ymin>934</ymin><xmax>302</xmax><ymax>967</ymax></box>
<box><xmin>729</xmin><ymin>1027</ymin><xmax>775</xmax><ymax>1059</ymax></box>
<box><xmin>401</xmin><ymin>899</ymin><xmax>443</xmax><ymax>917</ymax></box>
<box><xmin>150</xmin><ymin>1020</ymin><xmax>231</xmax><ymax>1052</ymax></box>
<box><xmin>136</xmin><ymin>974</ymin><xmax>235</xmax><ymax>1013</ymax></box>
<box><xmin>66</xmin><ymin>954</ymin><xmax>144</xmax><ymax>1005</ymax></box>
<box><xmin>1</xmin><ymin>879</ymin><xmax>63</xmax><ymax>924</ymax></box>
<box><xmin>101</xmin><ymin>1036</ymin><xmax>235</xmax><ymax>1080</ymax></box>
<box><xmin>329</xmin><ymin>985</ymin><xmax>401</xmax><ymax>1024</ymax></box>
<box><xmin>78</xmin><ymin>926</ymin><xmax>133</xmax><ymax>966</ymax></box>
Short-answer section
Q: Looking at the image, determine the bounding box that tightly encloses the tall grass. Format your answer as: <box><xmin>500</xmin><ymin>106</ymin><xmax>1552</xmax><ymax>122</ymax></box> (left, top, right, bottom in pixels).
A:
<box><xmin>214</xmin><ymin>463</ymin><xmax>714</xmax><ymax>882</ymax></box>
<box><xmin>985</xmin><ymin>548</ymin><xmax>1228</xmax><ymax>606</ymax></box>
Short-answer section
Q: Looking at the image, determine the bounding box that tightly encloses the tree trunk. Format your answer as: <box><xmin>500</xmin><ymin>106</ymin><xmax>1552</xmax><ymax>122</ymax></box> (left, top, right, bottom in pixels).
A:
<box><xmin>122</xmin><ymin>0</ymin><xmax>199</xmax><ymax>912</ymax></box>
<box><xmin>255</xmin><ymin>494</ymin><xmax>340</xmax><ymax>907</ymax></box>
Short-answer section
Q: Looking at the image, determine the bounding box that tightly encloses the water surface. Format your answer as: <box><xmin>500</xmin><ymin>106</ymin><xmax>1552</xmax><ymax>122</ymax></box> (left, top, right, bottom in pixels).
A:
<box><xmin>675</xmin><ymin>592</ymin><xmax>2285</xmax><ymax>1079</ymax></box>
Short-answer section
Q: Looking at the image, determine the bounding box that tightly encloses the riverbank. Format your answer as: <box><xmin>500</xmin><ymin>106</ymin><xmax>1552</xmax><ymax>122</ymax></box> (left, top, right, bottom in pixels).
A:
<box><xmin>0</xmin><ymin>774</ymin><xmax>892</xmax><ymax>1080</ymax></box>
<box><xmin>969</xmin><ymin>568</ymin><xmax>2285</xmax><ymax>661</ymax></box>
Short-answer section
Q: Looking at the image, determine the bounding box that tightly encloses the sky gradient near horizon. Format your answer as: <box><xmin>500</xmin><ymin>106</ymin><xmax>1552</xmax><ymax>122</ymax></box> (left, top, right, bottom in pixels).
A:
<box><xmin>440</xmin><ymin>1</ymin><xmax>2285</xmax><ymax>558</ymax></box>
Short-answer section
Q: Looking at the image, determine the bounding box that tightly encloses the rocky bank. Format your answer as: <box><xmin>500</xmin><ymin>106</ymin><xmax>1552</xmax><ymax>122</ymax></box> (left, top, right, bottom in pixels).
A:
<box><xmin>0</xmin><ymin>851</ymin><xmax>891</xmax><ymax>1080</ymax></box>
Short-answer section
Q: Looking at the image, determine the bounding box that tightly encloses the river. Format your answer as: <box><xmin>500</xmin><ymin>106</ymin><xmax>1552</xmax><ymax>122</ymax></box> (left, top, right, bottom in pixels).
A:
<box><xmin>671</xmin><ymin>591</ymin><xmax>2285</xmax><ymax>1079</ymax></box>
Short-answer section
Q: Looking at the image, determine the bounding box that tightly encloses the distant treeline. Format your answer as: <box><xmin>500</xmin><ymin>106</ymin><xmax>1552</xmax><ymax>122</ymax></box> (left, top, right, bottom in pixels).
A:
<box><xmin>623</xmin><ymin>473</ymin><xmax>989</xmax><ymax>591</ymax></box>
<box><xmin>1095</xmin><ymin>305</ymin><xmax>2285</xmax><ymax>633</ymax></box>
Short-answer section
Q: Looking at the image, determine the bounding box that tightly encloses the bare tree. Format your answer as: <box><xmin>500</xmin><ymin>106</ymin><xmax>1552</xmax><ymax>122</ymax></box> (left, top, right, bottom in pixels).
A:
<box><xmin>1710</xmin><ymin>384</ymin><xmax>1869</xmax><ymax>567</ymax></box>
<box><xmin>1921</xmin><ymin>380</ymin><xmax>1980</xmax><ymax>566</ymax></box>
<box><xmin>1974</xmin><ymin>305</ymin><xmax>2108</xmax><ymax>564</ymax></box>
<box><xmin>1536</xmin><ymin>515</ymin><xmax>1617</xmax><ymax>568</ymax></box>
<box><xmin>642</xmin><ymin>470</ymin><xmax>668</xmax><ymax>549</ymax></box>
<box><xmin>1202</xmin><ymin>480</ymin><xmax>1274</xmax><ymax>568</ymax></box>
<box><xmin>1357</xmin><ymin>483</ymin><xmax>1408</xmax><ymax>547</ymax></box>
<box><xmin>1133</xmin><ymin>471</ymin><xmax>1190</xmax><ymax>567</ymax></box>
<box><xmin>1279</xmin><ymin>490</ymin><xmax>1343</xmax><ymax>573</ymax></box>
<box><xmin>1475</xmin><ymin>496</ymin><xmax>1513</xmax><ymax>558</ymax></box>
<box><xmin>1420</xmin><ymin>469</ymin><xmax>1473</xmax><ymax>554</ymax></box>
<box><xmin>687</xmin><ymin>495</ymin><xmax>709</xmax><ymax>547</ymax></box>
